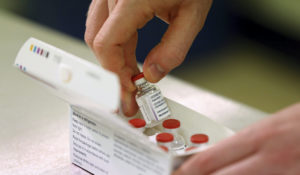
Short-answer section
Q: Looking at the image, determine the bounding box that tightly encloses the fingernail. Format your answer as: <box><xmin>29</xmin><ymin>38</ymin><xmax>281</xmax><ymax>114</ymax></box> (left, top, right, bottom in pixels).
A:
<box><xmin>148</xmin><ymin>64</ymin><xmax>165</xmax><ymax>82</ymax></box>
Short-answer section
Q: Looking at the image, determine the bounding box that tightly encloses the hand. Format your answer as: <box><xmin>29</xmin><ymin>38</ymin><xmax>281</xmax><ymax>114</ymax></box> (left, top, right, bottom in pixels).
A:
<box><xmin>84</xmin><ymin>0</ymin><xmax>212</xmax><ymax>116</ymax></box>
<box><xmin>173</xmin><ymin>103</ymin><xmax>300</xmax><ymax>175</ymax></box>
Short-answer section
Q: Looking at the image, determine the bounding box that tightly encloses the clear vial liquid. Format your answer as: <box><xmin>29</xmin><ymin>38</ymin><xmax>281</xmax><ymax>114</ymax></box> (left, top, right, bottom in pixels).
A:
<box><xmin>134</xmin><ymin>74</ymin><xmax>171</xmax><ymax>128</ymax></box>
<box><xmin>172</xmin><ymin>134</ymin><xmax>186</xmax><ymax>151</ymax></box>
<box><xmin>167</xmin><ymin>129</ymin><xmax>186</xmax><ymax>151</ymax></box>
<box><xmin>162</xmin><ymin>119</ymin><xmax>186</xmax><ymax>151</ymax></box>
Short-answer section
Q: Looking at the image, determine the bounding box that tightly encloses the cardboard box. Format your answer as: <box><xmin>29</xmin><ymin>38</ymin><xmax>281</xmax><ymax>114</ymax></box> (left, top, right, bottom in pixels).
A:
<box><xmin>15</xmin><ymin>38</ymin><xmax>234</xmax><ymax>175</ymax></box>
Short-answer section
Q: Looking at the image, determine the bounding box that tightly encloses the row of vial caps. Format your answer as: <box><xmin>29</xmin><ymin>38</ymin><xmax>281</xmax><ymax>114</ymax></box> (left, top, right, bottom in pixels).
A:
<box><xmin>127</xmin><ymin>118</ymin><xmax>209</xmax><ymax>153</ymax></box>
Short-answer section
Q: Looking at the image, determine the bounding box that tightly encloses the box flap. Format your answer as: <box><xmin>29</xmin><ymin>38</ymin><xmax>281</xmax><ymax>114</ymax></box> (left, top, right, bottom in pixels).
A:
<box><xmin>14</xmin><ymin>37</ymin><xmax>120</xmax><ymax>113</ymax></box>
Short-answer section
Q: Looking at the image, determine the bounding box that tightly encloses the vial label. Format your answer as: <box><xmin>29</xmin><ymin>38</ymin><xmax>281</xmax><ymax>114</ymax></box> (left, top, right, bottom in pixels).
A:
<box><xmin>136</xmin><ymin>90</ymin><xmax>170</xmax><ymax>125</ymax></box>
<box><xmin>137</xmin><ymin>99</ymin><xmax>153</xmax><ymax>124</ymax></box>
<box><xmin>147</xmin><ymin>91</ymin><xmax>170</xmax><ymax>120</ymax></box>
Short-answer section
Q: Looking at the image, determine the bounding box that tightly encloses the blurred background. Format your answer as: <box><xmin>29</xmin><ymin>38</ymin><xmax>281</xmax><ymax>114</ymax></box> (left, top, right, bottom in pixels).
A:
<box><xmin>0</xmin><ymin>0</ymin><xmax>299</xmax><ymax>113</ymax></box>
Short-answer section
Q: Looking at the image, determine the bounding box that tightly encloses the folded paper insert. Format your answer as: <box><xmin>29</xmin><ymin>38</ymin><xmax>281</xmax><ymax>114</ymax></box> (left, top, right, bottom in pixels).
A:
<box><xmin>14</xmin><ymin>37</ymin><xmax>234</xmax><ymax>175</ymax></box>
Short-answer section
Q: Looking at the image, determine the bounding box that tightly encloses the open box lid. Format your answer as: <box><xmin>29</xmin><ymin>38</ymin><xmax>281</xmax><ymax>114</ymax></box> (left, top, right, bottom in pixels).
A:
<box><xmin>14</xmin><ymin>37</ymin><xmax>120</xmax><ymax>114</ymax></box>
<box><xmin>14</xmin><ymin>37</ymin><xmax>171</xmax><ymax>153</ymax></box>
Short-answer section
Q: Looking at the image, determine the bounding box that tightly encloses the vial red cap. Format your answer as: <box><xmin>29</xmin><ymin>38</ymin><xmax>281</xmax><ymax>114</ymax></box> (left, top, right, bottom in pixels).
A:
<box><xmin>162</xmin><ymin>119</ymin><xmax>180</xmax><ymax>129</ymax></box>
<box><xmin>156</xmin><ymin>133</ymin><xmax>174</xmax><ymax>143</ymax></box>
<box><xmin>129</xmin><ymin>118</ymin><xmax>146</xmax><ymax>128</ymax></box>
<box><xmin>132</xmin><ymin>73</ymin><xmax>144</xmax><ymax>82</ymax></box>
<box><xmin>190</xmin><ymin>134</ymin><xmax>209</xmax><ymax>144</ymax></box>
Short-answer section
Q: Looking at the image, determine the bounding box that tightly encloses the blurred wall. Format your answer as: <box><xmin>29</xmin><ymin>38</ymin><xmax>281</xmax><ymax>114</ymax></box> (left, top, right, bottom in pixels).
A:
<box><xmin>1</xmin><ymin>0</ymin><xmax>299</xmax><ymax>60</ymax></box>
<box><xmin>0</xmin><ymin>0</ymin><xmax>233</xmax><ymax>62</ymax></box>
<box><xmin>1</xmin><ymin>0</ymin><xmax>299</xmax><ymax>112</ymax></box>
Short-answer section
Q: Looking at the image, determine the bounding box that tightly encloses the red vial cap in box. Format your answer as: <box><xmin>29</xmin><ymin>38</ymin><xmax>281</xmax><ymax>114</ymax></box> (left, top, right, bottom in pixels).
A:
<box><xmin>190</xmin><ymin>134</ymin><xmax>209</xmax><ymax>144</ymax></box>
<box><xmin>156</xmin><ymin>133</ymin><xmax>174</xmax><ymax>143</ymax></box>
<box><xmin>132</xmin><ymin>73</ymin><xmax>144</xmax><ymax>82</ymax></box>
<box><xmin>162</xmin><ymin>119</ymin><xmax>180</xmax><ymax>129</ymax></box>
<box><xmin>129</xmin><ymin>118</ymin><xmax>146</xmax><ymax>128</ymax></box>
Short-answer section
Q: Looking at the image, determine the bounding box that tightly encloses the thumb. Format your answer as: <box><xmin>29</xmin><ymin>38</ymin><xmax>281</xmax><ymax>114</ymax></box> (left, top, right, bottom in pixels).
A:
<box><xmin>143</xmin><ymin>40</ymin><xmax>187</xmax><ymax>83</ymax></box>
<box><xmin>143</xmin><ymin>1</ymin><xmax>211</xmax><ymax>82</ymax></box>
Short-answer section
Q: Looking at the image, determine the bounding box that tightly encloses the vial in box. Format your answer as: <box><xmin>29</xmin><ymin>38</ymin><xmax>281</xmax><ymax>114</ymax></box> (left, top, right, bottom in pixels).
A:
<box><xmin>185</xmin><ymin>134</ymin><xmax>209</xmax><ymax>151</ymax></box>
<box><xmin>163</xmin><ymin>119</ymin><xmax>186</xmax><ymax>150</ymax></box>
<box><xmin>156</xmin><ymin>133</ymin><xmax>174</xmax><ymax>150</ymax></box>
<box><xmin>128</xmin><ymin>118</ymin><xmax>146</xmax><ymax>132</ymax></box>
<box><xmin>132</xmin><ymin>73</ymin><xmax>171</xmax><ymax>128</ymax></box>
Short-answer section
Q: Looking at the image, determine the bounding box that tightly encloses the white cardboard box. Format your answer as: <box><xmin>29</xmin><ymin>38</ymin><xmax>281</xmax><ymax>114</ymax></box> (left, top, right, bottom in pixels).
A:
<box><xmin>15</xmin><ymin>38</ymin><xmax>234</xmax><ymax>175</ymax></box>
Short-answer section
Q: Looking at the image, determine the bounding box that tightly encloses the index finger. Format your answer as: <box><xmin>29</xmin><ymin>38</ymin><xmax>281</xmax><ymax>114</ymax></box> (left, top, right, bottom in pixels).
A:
<box><xmin>92</xmin><ymin>0</ymin><xmax>153</xmax><ymax>78</ymax></box>
<box><xmin>93</xmin><ymin>0</ymin><xmax>153</xmax><ymax>91</ymax></box>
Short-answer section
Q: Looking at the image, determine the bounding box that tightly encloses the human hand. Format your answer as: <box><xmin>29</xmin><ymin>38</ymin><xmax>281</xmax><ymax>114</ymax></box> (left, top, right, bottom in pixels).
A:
<box><xmin>173</xmin><ymin>103</ymin><xmax>300</xmax><ymax>175</ymax></box>
<box><xmin>84</xmin><ymin>0</ymin><xmax>212</xmax><ymax>116</ymax></box>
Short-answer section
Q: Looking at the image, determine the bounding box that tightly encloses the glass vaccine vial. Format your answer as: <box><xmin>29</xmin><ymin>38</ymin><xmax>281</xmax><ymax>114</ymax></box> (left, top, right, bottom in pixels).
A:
<box><xmin>186</xmin><ymin>134</ymin><xmax>209</xmax><ymax>151</ymax></box>
<box><xmin>162</xmin><ymin>119</ymin><xmax>186</xmax><ymax>150</ymax></box>
<box><xmin>156</xmin><ymin>133</ymin><xmax>174</xmax><ymax>150</ymax></box>
<box><xmin>128</xmin><ymin>118</ymin><xmax>146</xmax><ymax>132</ymax></box>
<box><xmin>132</xmin><ymin>73</ymin><xmax>171</xmax><ymax>128</ymax></box>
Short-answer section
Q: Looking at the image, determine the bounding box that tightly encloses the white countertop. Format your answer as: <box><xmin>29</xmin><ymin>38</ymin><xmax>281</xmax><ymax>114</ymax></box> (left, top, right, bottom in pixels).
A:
<box><xmin>0</xmin><ymin>10</ymin><xmax>267</xmax><ymax>175</ymax></box>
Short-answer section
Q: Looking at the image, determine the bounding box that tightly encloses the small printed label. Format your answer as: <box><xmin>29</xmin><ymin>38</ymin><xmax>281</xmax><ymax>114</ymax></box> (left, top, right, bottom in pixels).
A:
<box><xmin>147</xmin><ymin>91</ymin><xmax>170</xmax><ymax>121</ymax></box>
<box><xmin>137</xmin><ymin>90</ymin><xmax>171</xmax><ymax>124</ymax></box>
<box><xmin>148</xmin><ymin>90</ymin><xmax>170</xmax><ymax>121</ymax></box>
<box><xmin>136</xmin><ymin>99</ymin><xmax>153</xmax><ymax>124</ymax></box>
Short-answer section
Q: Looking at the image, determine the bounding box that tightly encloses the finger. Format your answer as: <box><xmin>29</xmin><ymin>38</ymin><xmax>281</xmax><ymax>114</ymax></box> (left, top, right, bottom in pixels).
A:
<box><xmin>174</xmin><ymin>128</ymin><xmax>259</xmax><ymax>175</ymax></box>
<box><xmin>121</xmin><ymin>87</ymin><xmax>139</xmax><ymax>117</ymax></box>
<box><xmin>143</xmin><ymin>0</ymin><xmax>212</xmax><ymax>82</ymax></box>
<box><xmin>85</xmin><ymin>0</ymin><xmax>109</xmax><ymax>48</ymax></box>
<box><xmin>87</xmin><ymin>0</ymin><xmax>97</xmax><ymax>16</ymax></box>
<box><xmin>94</xmin><ymin>0</ymin><xmax>153</xmax><ymax>49</ymax></box>
<box><xmin>123</xmin><ymin>32</ymin><xmax>140</xmax><ymax>75</ymax></box>
<box><xmin>118</xmin><ymin>66</ymin><xmax>136</xmax><ymax>92</ymax></box>
<box><xmin>212</xmin><ymin>154</ymin><xmax>267</xmax><ymax>175</ymax></box>
<box><xmin>108</xmin><ymin>0</ymin><xmax>117</xmax><ymax>13</ymax></box>
<box><xmin>119</xmin><ymin>43</ymin><xmax>139</xmax><ymax>115</ymax></box>
<box><xmin>107</xmin><ymin>0</ymin><xmax>140</xmax><ymax>115</ymax></box>
<box><xmin>92</xmin><ymin>0</ymin><xmax>153</xmax><ymax>90</ymax></box>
